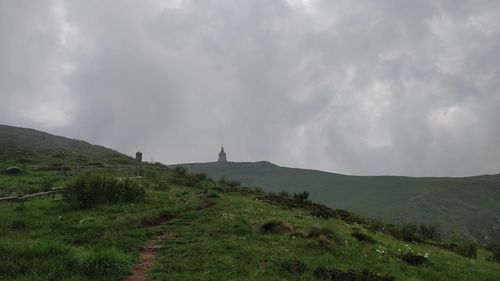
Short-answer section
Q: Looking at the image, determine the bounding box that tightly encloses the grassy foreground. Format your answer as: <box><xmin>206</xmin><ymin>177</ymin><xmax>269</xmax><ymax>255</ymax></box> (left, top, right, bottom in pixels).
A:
<box><xmin>1</xmin><ymin>167</ymin><xmax>499</xmax><ymax>280</ymax></box>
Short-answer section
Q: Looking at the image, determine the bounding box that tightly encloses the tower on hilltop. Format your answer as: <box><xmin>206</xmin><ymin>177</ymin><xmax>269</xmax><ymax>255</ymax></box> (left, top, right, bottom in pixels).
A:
<box><xmin>218</xmin><ymin>146</ymin><xmax>227</xmax><ymax>162</ymax></box>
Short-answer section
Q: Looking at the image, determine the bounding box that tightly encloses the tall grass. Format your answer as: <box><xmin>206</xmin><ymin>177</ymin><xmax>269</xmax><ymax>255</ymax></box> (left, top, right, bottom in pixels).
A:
<box><xmin>77</xmin><ymin>248</ymin><xmax>132</xmax><ymax>277</ymax></box>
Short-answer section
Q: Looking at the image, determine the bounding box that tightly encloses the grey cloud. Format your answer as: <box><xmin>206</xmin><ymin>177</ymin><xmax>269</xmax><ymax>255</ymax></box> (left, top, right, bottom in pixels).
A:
<box><xmin>1</xmin><ymin>0</ymin><xmax>500</xmax><ymax>176</ymax></box>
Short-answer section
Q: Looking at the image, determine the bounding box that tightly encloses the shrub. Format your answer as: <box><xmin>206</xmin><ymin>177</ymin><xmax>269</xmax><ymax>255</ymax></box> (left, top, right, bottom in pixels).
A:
<box><xmin>195</xmin><ymin>173</ymin><xmax>207</xmax><ymax>181</ymax></box>
<box><xmin>63</xmin><ymin>174</ymin><xmax>145</xmax><ymax>209</ymax></box>
<box><xmin>78</xmin><ymin>248</ymin><xmax>131</xmax><ymax>277</ymax></box>
<box><xmin>254</xmin><ymin>186</ymin><xmax>263</xmax><ymax>192</ymax></box>
<box><xmin>173</xmin><ymin>166</ymin><xmax>187</xmax><ymax>176</ymax></box>
<box><xmin>217</xmin><ymin>177</ymin><xmax>241</xmax><ymax>189</ymax></box>
<box><xmin>418</xmin><ymin>224</ymin><xmax>441</xmax><ymax>241</ymax></box>
<box><xmin>279</xmin><ymin>259</ymin><xmax>307</xmax><ymax>274</ymax></box>
<box><xmin>207</xmin><ymin>192</ymin><xmax>219</xmax><ymax>198</ymax></box>
<box><xmin>399</xmin><ymin>252</ymin><xmax>428</xmax><ymax>266</ymax></box>
<box><xmin>390</xmin><ymin>223</ymin><xmax>441</xmax><ymax>243</ymax></box>
<box><xmin>293</xmin><ymin>191</ymin><xmax>310</xmax><ymax>202</ymax></box>
<box><xmin>314</xmin><ymin>266</ymin><xmax>395</xmax><ymax>281</ymax></box>
<box><xmin>310</xmin><ymin>205</ymin><xmax>338</xmax><ymax>219</ymax></box>
<box><xmin>390</xmin><ymin>224</ymin><xmax>422</xmax><ymax>242</ymax></box>
<box><xmin>278</xmin><ymin>191</ymin><xmax>290</xmax><ymax>197</ymax></box>
<box><xmin>260</xmin><ymin>220</ymin><xmax>293</xmax><ymax>234</ymax></box>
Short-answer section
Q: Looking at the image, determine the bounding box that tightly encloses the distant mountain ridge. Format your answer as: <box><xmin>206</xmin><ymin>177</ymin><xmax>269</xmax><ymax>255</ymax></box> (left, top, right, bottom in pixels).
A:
<box><xmin>175</xmin><ymin>161</ymin><xmax>500</xmax><ymax>244</ymax></box>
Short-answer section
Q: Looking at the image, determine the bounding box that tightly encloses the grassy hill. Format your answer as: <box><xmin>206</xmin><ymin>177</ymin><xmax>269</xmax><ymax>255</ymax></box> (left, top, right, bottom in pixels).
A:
<box><xmin>1</xmin><ymin>165</ymin><xmax>500</xmax><ymax>280</ymax></box>
<box><xmin>0</xmin><ymin>125</ymin><xmax>499</xmax><ymax>280</ymax></box>
<box><xmin>0</xmin><ymin>124</ymin><xmax>135</xmax><ymax>166</ymax></box>
<box><xmin>0</xmin><ymin>124</ymin><xmax>136</xmax><ymax>195</ymax></box>
<box><xmin>175</xmin><ymin>161</ymin><xmax>500</xmax><ymax>244</ymax></box>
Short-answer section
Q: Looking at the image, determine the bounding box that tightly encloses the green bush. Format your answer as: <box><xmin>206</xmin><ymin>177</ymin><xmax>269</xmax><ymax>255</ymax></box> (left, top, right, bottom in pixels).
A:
<box><xmin>418</xmin><ymin>224</ymin><xmax>441</xmax><ymax>241</ymax></box>
<box><xmin>293</xmin><ymin>191</ymin><xmax>310</xmax><ymax>202</ymax></box>
<box><xmin>195</xmin><ymin>173</ymin><xmax>207</xmax><ymax>181</ymax></box>
<box><xmin>173</xmin><ymin>166</ymin><xmax>187</xmax><ymax>176</ymax></box>
<box><xmin>63</xmin><ymin>174</ymin><xmax>145</xmax><ymax>209</ymax></box>
<box><xmin>397</xmin><ymin>224</ymin><xmax>421</xmax><ymax>242</ymax></box>
<box><xmin>218</xmin><ymin>177</ymin><xmax>241</xmax><ymax>188</ymax></box>
<box><xmin>278</xmin><ymin>191</ymin><xmax>290</xmax><ymax>197</ymax></box>
<box><xmin>390</xmin><ymin>223</ymin><xmax>441</xmax><ymax>242</ymax></box>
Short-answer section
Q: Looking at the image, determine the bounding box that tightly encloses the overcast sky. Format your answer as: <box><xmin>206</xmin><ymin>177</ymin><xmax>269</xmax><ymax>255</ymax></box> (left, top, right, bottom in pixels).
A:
<box><xmin>1</xmin><ymin>0</ymin><xmax>500</xmax><ymax>176</ymax></box>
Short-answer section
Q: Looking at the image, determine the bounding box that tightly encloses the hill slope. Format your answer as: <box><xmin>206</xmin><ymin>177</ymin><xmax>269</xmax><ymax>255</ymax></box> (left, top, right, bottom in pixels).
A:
<box><xmin>1</xmin><ymin>165</ymin><xmax>500</xmax><ymax>280</ymax></box>
<box><xmin>0</xmin><ymin>124</ymin><xmax>135</xmax><ymax>166</ymax></box>
<box><xmin>0</xmin><ymin>124</ymin><xmax>137</xmax><ymax>195</ymax></box>
<box><xmin>0</xmin><ymin>125</ymin><xmax>499</xmax><ymax>280</ymax></box>
<box><xmin>176</xmin><ymin>161</ymin><xmax>500</xmax><ymax>244</ymax></box>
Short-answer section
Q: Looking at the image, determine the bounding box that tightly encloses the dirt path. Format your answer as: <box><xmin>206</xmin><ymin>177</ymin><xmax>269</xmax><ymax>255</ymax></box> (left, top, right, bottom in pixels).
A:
<box><xmin>123</xmin><ymin>194</ymin><xmax>214</xmax><ymax>281</ymax></box>
<box><xmin>123</xmin><ymin>196</ymin><xmax>214</xmax><ymax>281</ymax></box>
<box><xmin>123</xmin><ymin>234</ymin><xmax>176</xmax><ymax>281</ymax></box>
<box><xmin>123</xmin><ymin>247</ymin><xmax>156</xmax><ymax>281</ymax></box>
<box><xmin>123</xmin><ymin>213</ymin><xmax>178</xmax><ymax>281</ymax></box>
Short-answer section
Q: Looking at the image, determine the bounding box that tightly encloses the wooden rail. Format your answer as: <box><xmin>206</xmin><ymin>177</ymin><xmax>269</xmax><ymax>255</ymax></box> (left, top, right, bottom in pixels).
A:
<box><xmin>116</xmin><ymin>176</ymin><xmax>143</xmax><ymax>181</ymax></box>
<box><xmin>0</xmin><ymin>187</ymin><xmax>65</xmax><ymax>204</ymax></box>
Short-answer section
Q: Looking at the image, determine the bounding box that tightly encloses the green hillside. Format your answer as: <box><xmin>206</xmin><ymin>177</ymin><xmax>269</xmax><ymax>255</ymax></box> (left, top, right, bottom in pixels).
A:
<box><xmin>176</xmin><ymin>161</ymin><xmax>500</xmax><ymax>244</ymax></box>
<box><xmin>0</xmin><ymin>125</ymin><xmax>499</xmax><ymax>280</ymax></box>
<box><xmin>1</xmin><ymin>165</ymin><xmax>500</xmax><ymax>281</ymax></box>
<box><xmin>0</xmin><ymin>124</ymin><xmax>136</xmax><ymax>195</ymax></box>
<box><xmin>0</xmin><ymin>124</ymin><xmax>135</xmax><ymax>166</ymax></box>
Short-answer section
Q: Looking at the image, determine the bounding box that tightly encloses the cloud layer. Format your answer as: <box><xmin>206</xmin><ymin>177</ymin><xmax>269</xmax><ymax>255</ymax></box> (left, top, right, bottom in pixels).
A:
<box><xmin>1</xmin><ymin>0</ymin><xmax>500</xmax><ymax>176</ymax></box>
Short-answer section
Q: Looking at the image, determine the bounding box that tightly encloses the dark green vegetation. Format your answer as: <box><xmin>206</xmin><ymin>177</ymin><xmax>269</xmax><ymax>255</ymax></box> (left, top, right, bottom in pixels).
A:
<box><xmin>63</xmin><ymin>174</ymin><xmax>145</xmax><ymax>209</ymax></box>
<box><xmin>176</xmin><ymin>161</ymin><xmax>500</xmax><ymax>244</ymax></box>
<box><xmin>1</xmin><ymin>125</ymin><xmax>500</xmax><ymax>280</ymax></box>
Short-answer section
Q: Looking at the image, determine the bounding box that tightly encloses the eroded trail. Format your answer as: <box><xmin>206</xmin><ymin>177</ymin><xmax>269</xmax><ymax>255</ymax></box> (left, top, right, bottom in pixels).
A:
<box><xmin>123</xmin><ymin>212</ymin><xmax>178</xmax><ymax>281</ymax></box>
<box><xmin>123</xmin><ymin>247</ymin><xmax>156</xmax><ymax>281</ymax></box>
<box><xmin>123</xmin><ymin>194</ymin><xmax>214</xmax><ymax>281</ymax></box>
<box><xmin>123</xmin><ymin>233</ymin><xmax>178</xmax><ymax>281</ymax></box>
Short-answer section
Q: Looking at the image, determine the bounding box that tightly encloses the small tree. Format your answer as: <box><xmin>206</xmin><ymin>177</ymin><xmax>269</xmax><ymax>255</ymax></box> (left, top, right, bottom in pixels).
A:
<box><xmin>293</xmin><ymin>191</ymin><xmax>310</xmax><ymax>202</ymax></box>
<box><xmin>173</xmin><ymin>166</ymin><xmax>187</xmax><ymax>176</ymax></box>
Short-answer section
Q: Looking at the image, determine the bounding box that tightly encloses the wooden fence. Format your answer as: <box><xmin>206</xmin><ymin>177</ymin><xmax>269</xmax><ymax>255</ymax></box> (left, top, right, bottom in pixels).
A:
<box><xmin>0</xmin><ymin>187</ymin><xmax>65</xmax><ymax>207</ymax></box>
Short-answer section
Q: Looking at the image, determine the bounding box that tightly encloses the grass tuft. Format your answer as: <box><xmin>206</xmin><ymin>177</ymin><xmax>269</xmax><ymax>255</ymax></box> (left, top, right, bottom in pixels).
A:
<box><xmin>77</xmin><ymin>248</ymin><xmax>131</xmax><ymax>277</ymax></box>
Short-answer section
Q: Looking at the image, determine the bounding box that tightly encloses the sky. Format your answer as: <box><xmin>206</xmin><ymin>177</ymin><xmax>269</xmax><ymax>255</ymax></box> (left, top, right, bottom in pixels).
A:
<box><xmin>1</xmin><ymin>0</ymin><xmax>500</xmax><ymax>176</ymax></box>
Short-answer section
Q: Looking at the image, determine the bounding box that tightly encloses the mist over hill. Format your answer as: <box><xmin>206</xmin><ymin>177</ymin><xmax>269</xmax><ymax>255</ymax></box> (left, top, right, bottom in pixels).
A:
<box><xmin>176</xmin><ymin>161</ymin><xmax>500</xmax><ymax>244</ymax></box>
